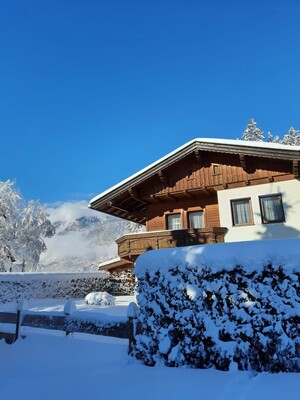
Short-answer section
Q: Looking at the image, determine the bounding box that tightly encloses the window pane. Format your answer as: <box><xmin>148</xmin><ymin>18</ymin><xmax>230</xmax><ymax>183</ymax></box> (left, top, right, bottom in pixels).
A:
<box><xmin>189</xmin><ymin>211</ymin><xmax>204</xmax><ymax>228</ymax></box>
<box><xmin>231</xmin><ymin>199</ymin><xmax>252</xmax><ymax>225</ymax></box>
<box><xmin>260</xmin><ymin>194</ymin><xmax>285</xmax><ymax>223</ymax></box>
<box><xmin>167</xmin><ymin>214</ymin><xmax>182</xmax><ymax>230</ymax></box>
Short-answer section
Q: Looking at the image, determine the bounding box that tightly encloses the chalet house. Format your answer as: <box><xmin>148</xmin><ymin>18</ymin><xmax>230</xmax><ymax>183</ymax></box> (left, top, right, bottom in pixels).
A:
<box><xmin>89</xmin><ymin>138</ymin><xmax>300</xmax><ymax>273</ymax></box>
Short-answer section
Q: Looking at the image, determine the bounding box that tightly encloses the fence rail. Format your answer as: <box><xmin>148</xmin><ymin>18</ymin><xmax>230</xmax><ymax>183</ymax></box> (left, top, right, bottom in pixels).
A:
<box><xmin>0</xmin><ymin>309</ymin><xmax>136</xmax><ymax>345</ymax></box>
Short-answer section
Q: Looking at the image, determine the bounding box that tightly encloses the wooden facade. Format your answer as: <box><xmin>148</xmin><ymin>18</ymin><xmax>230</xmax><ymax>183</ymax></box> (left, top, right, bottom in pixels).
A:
<box><xmin>90</xmin><ymin>139</ymin><xmax>300</xmax><ymax>271</ymax></box>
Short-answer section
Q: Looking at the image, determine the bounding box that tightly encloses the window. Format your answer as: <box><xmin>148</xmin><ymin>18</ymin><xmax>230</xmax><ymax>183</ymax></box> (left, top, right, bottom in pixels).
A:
<box><xmin>188</xmin><ymin>211</ymin><xmax>204</xmax><ymax>229</ymax></box>
<box><xmin>167</xmin><ymin>214</ymin><xmax>182</xmax><ymax>230</ymax></box>
<box><xmin>212</xmin><ymin>164</ymin><xmax>221</xmax><ymax>175</ymax></box>
<box><xmin>259</xmin><ymin>194</ymin><xmax>285</xmax><ymax>224</ymax></box>
<box><xmin>231</xmin><ymin>198</ymin><xmax>253</xmax><ymax>226</ymax></box>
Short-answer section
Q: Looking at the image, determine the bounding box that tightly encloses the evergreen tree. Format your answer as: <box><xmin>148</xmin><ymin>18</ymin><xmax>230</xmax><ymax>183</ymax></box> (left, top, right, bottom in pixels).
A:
<box><xmin>267</xmin><ymin>131</ymin><xmax>280</xmax><ymax>143</ymax></box>
<box><xmin>281</xmin><ymin>127</ymin><xmax>300</xmax><ymax>146</ymax></box>
<box><xmin>241</xmin><ymin>118</ymin><xmax>264</xmax><ymax>141</ymax></box>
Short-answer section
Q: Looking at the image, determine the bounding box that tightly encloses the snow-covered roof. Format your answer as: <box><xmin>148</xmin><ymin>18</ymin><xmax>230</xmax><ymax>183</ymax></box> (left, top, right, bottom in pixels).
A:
<box><xmin>90</xmin><ymin>138</ymin><xmax>300</xmax><ymax>207</ymax></box>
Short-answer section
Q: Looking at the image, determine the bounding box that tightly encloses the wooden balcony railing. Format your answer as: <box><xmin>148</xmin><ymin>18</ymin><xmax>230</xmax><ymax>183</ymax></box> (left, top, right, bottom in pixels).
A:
<box><xmin>116</xmin><ymin>227</ymin><xmax>228</xmax><ymax>261</ymax></box>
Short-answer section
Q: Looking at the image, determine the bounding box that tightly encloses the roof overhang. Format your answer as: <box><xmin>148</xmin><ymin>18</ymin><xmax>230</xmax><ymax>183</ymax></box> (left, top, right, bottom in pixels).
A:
<box><xmin>98</xmin><ymin>257</ymin><xmax>133</xmax><ymax>271</ymax></box>
<box><xmin>89</xmin><ymin>138</ymin><xmax>300</xmax><ymax>223</ymax></box>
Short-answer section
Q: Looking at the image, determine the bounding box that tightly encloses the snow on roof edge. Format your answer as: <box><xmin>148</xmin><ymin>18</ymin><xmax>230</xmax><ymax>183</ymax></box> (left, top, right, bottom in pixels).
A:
<box><xmin>90</xmin><ymin>138</ymin><xmax>300</xmax><ymax>205</ymax></box>
<box><xmin>98</xmin><ymin>257</ymin><xmax>121</xmax><ymax>268</ymax></box>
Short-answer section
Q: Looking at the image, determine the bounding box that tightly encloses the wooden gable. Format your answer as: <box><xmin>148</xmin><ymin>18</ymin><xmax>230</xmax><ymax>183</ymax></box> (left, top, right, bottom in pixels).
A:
<box><xmin>90</xmin><ymin>139</ymin><xmax>300</xmax><ymax>225</ymax></box>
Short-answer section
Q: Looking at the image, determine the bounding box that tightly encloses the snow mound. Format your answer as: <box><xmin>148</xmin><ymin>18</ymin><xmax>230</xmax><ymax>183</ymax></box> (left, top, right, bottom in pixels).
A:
<box><xmin>85</xmin><ymin>292</ymin><xmax>115</xmax><ymax>306</ymax></box>
<box><xmin>64</xmin><ymin>299</ymin><xmax>77</xmax><ymax>315</ymax></box>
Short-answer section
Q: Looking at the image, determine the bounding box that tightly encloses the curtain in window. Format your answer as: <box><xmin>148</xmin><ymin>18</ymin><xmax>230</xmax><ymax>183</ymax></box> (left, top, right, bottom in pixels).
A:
<box><xmin>167</xmin><ymin>214</ymin><xmax>182</xmax><ymax>230</ymax></box>
<box><xmin>189</xmin><ymin>212</ymin><xmax>204</xmax><ymax>228</ymax></box>
<box><xmin>261</xmin><ymin>195</ymin><xmax>283</xmax><ymax>222</ymax></box>
<box><xmin>232</xmin><ymin>199</ymin><xmax>251</xmax><ymax>225</ymax></box>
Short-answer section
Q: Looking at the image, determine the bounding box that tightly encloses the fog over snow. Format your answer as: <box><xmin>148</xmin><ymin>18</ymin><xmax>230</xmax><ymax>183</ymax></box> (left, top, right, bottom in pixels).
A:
<box><xmin>39</xmin><ymin>201</ymin><xmax>121</xmax><ymax>271</ymax></box>
<box><xmin>46</xmin><ymin>201</ymin><xmax>103</xmax><ymax>225</ymax></box>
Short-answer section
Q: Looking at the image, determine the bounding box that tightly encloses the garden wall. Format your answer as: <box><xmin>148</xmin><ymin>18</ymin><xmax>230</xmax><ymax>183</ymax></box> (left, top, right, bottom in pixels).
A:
<box><xmin>132</xmin><ymin>239</ymin><xmax>300</xmax><ymax>372</ymax></box>
<box><xmin>0</xmin><ymin>271</ymin><xmax>131</xmax><ymax>303</ymax></box>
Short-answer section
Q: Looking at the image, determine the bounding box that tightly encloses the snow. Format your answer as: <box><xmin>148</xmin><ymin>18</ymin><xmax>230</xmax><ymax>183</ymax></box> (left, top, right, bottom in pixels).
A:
<box><xmin>64</xmin><ymin>299</ymin><xmax>76</xmax><ymax>315</ymax></box>
<box><xmin>0</xmin><ymin>331</ymin><xmax>299</xmax><ymax>400</ymax></box>
<box><xmin>0</xmin><ymin>271</ymin><xmax>109</xmax><ymax>281</ymax></box>
<box><xmin>85</xmin><ymin>291</ymin><xmax>115</xmax><ymax>306</ymax></box>
<box><xmin>0</xmin><ymin>294</ymin><xmax>299</xmax><ymax>398</ymax></box>
<box><xmin>134</xmin><ymin>238</ymin><xmax>300</xmax><ymax>275</ymax></box>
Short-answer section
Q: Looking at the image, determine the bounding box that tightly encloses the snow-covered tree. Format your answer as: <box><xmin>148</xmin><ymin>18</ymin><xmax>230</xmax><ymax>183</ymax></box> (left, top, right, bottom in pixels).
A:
<box><xmin>0</xmin><ymin>181</ymin><xmax>55</xmax><ymax>272</ymax></box>
<box><xmin>267</xmin><ymin>131</ymin><xmax>280</xmax><ymax>143</ymax></box>
<box><xmin>0</xmin><ymin>181</ymin><xmax>20</xmax><ymax>271</ymax></box>
<box><xmin>241</xmin><ymin>119</ymin><xmax>264</xmax><ymax>142</ymax></box>
<box><xmin>281</xmin><ymin>127</ymin><xmax>300</xmax><ymax>146</ymax></box>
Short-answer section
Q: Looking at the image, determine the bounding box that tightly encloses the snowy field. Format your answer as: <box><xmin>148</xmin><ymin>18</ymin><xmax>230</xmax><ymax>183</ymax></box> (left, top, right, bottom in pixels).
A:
<box><xmin>0</xmin><ymin>331</ymin><xmax>299</xmax><ymax>400</ymax></box>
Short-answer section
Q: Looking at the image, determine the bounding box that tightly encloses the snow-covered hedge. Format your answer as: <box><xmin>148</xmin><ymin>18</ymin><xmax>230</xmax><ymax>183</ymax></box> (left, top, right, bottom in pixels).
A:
<box><xmin>132</xmin><ymin>239</ymin><xmax>300</xmax><ymax>372</ymax></box>
<box><xmin>0</xmin><ymin>272</ymin><xmax>113</xmax><ymax>303</ymax></box>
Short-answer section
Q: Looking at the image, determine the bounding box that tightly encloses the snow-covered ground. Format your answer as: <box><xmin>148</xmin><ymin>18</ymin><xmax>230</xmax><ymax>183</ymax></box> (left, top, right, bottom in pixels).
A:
<box><xmin>1</xmin><ymin>237</ymin><xmax>299</xmax><ymax>399</ymax></box>
<box><xmin>0</xmin><ymin>331</ymin><xmax>299</xmax><ymax>400</ymax></box>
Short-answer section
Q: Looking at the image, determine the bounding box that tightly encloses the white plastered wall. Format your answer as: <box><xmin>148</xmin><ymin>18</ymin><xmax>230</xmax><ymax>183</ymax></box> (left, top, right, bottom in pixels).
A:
<box><xmin>217</xmin><ymin>179</ymin><xmax>300</xmax><ymax>242</ymax></box>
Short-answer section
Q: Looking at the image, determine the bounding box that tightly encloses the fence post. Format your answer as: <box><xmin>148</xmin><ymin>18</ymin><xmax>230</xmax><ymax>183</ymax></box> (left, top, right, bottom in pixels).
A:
<box><xmin>64</xmin><ymin>300</ymin><xmax>76</xmax><ymax>336</ymax></box>
<box><xmin>16</xmin><ymin>298</ymin><xmax>29</xmax><ymax>341</ymax></box>
<box><xmin>15</xmin><ymin>310</ymin><xmax>21</xmax><ymax>341</ymax></box>
<box><xmin>127</xmin><ymin>302</ymin><xmax>139</xmax><ymax>354</ymax></box>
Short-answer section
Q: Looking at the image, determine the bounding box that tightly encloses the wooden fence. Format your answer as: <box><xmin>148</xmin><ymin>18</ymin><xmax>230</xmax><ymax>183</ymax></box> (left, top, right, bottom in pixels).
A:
<box><xmin>0</xmin><ymin>303</ymin><xmax>140</xmax><ymax>348</ymax></box>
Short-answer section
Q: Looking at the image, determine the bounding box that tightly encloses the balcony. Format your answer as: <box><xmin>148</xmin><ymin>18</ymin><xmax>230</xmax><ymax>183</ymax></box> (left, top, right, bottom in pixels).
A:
<box><xmin>116</xmin><ymin>227</ymin><xmax>228</xmax><ymax>261</ymax></box>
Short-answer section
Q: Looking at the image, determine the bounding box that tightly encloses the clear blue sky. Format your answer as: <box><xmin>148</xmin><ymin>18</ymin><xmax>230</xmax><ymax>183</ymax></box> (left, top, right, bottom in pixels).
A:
<box><xmin>1</xmin><ymin>0</ymin><xmax>300</xmax><ymax>204</ymax></box>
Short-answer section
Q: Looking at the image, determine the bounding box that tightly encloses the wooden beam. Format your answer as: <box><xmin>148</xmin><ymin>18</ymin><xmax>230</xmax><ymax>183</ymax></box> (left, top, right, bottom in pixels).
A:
<box><xmin>164</xmin><ymin>193</ymin><xmax>177</xmax><ymax>202</ymax></box>
<box><xmin>194</xmin><ymin>149</ymin><xmax>202</xmax><ymax>164</ymax></box>
<box><xmin>203</xmin><ymin>189</ymin><xmax>211</xmax><ymax>196</ymax></box>
<box><xmin>239</xmin><ymin>154</ymin><xmax>247</xmax><ymax>170</ymax></box>
<box><xmin>293</xmin><ymin>160</ymin><xmax>299</xmax><ymax>177</ymax></box>
<box><xmin>107</xmin><ymin>201</ymin><xmax>141</xmax><ymax>216</ymax></box>
<box><xmin>128</xmin><ymin>188</ymin><xmax>147</xmax><ymax>204</ymax></box>
<box><xmin>150</xmin><ymin>194</ymin><xmax>164</xmax><ymax>203</ymax></box>
<box><xmin>183</xmin><ymin>190</ymin><xmax>195</xmax><ymax>199</ymax></box>
<box><xmin>158</xmin><ymin>170</ymin><xmax>168</xmax><ymax>184</ymax></box>
<box><xmin>268</xmin><ymin>176</ymin><xmax>274</xmax><ymax>182</ymax></box>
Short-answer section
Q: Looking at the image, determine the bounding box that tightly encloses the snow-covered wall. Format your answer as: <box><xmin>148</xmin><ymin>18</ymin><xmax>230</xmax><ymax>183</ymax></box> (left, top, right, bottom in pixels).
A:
<box><xmin>0</xmin><ymin>271</ymin><xmax>130</xmax><ymax>303</ymax></box>
<box><xmin>218</xmin><ymin>180</ymin><xmax>300</xmax><ymax>242</ymax></box>
<box><xmin>133</xmin><ymin>239</ymin><xmax>300</xmax><ymax>372</ymax></box>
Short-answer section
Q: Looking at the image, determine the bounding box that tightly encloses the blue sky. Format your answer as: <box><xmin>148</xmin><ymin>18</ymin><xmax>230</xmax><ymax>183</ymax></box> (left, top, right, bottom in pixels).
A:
<box><xmin>1</xmin><ymin>0</ymin><xmax>300</xmax><ymax>204</ymax></box>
